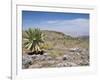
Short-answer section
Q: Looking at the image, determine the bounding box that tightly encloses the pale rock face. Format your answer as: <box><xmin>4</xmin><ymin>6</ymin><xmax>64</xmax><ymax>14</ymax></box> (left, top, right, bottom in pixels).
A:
<box><xmin>76</xmin><ymin>52</ymin><xmax>80</xmax><ymax>56</ymax></box>
<box><xmin>69</xmin><ymin>48</ymin><xmax>82</xmax><ymax>52</ymax></box>
<box><xmin>22</xmin><ymin>55</ymin><xmax>33</xmax><ymax>68</ymax></box>
<box><xmin>56</xmin><ymin>56</ymin><xmax>62</xmax><ymax>60</ymax></box>
<box><xmin>43</xmin><ymin>53</ymin><xmax>48</xmax><ymax>56</ymax></box>
<box><xmin>66</xmin><ymin>62</ymin><xmax>78</xmax><ymax>66</ymax></box>
<box><xmin>45</xmin><ymin>56</ymin><xmax>53</xmax><ymax>60</ymax></box>
<box><xmin>31</xmin><ymin>55</ymin><xmax>37</xmax><ymax>59</ymax></box>
<box><xmin>29</xmin><ymin>64</ymin><xmax>42</xmax><ymax>68</ymax></box>
<box><xmin>56</xmin><ymin>62</ymin><xmax>77</xmax><ymax>67</ymax></box>
<box><xmin>57</xmin><ymin>62</ymin><xmax>69</xmax><ymax>67</ymax></box>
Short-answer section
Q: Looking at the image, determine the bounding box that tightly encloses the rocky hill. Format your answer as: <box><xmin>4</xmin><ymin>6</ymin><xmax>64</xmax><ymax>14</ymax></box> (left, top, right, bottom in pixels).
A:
<box><xmin>22</xmin><ymin>30</ymin><xmax>89</xmax><ymax>69</ymax></box>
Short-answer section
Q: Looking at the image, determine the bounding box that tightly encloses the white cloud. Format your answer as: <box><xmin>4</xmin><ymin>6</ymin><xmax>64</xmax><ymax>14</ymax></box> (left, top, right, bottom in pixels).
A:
<box><xmin>46</xmin><ymin>20</ymin><xmax>59</xmax><ymax>24</ymax></box>
<box><xmin>45</xmin><ymin>18</ymin><xmax>89</xmax><ymax>27</ymax></box>
<box><xmin>37</xmin><ymin>18</ymin><xmax>89</xmax><ymax>36</ymax></box>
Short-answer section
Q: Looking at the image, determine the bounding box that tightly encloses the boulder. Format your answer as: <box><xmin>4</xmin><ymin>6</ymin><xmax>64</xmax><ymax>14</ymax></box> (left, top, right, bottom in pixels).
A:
<box><xmin>62</xmin><ymin>55</ymin><xmax>69</xmax><ymax>60</ymax></box>
<box><xmin>56</xmin><ymin>62</ymin><xmax>68</xmax><ymax>67</ymax></box>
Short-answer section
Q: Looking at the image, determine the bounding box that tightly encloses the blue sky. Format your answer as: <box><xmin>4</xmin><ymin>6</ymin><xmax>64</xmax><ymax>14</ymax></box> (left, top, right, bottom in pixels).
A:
<box><xmin>22</xmin><ymin>11</ymin><xmax>89</xmax><ymax>37</ymax></box>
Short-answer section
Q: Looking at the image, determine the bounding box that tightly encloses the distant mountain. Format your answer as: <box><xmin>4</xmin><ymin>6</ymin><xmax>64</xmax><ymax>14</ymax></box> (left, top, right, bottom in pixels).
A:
<box><xmin>78</xmin><ymin>36</ymin><xmax>89</xmax><ymax>40</ymax></box>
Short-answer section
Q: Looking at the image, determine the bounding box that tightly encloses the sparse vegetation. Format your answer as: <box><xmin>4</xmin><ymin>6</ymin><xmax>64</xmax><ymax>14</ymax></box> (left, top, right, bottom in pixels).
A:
<box><xmin>22</xmin><ymin>28</ymin><xmax>89</xmax><ymax>69</ymax></box>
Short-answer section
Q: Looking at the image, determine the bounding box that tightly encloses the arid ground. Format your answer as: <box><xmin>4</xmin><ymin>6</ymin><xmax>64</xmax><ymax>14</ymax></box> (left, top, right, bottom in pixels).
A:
<box><xmin>22</xmin><ymin>30</ymin><xmax>89</xmax><ymax>69</ymax></box>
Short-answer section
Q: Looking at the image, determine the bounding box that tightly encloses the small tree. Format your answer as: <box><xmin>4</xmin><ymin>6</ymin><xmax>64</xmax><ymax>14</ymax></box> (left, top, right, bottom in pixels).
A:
<box><xmin>23</xmin><ymin>28</ymin><xmax>45</xmax><ymax>52</ymax></box>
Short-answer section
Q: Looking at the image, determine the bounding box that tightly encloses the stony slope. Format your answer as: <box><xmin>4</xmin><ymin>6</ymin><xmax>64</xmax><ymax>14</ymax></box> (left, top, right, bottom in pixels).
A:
<box><xmin>22</xmin><ymin>30</ymin><xmax>89</xmax><ymax>69</ymax></box>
